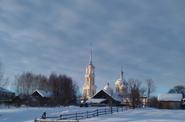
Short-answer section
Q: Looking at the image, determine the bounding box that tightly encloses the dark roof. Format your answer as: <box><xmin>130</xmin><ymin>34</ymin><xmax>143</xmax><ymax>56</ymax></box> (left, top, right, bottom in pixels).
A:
<box><xmin>32</xmin><ymin>90</ymin><xmax>53</xmax><ymax>98</ymax></box>
<box><xmin>92</xmin><ymin>90</ymin><xmax>120</xmax><ymax>104</ymax></box>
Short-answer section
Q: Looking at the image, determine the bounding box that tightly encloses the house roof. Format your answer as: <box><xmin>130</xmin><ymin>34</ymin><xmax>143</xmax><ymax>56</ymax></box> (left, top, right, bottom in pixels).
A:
<box><xmin>32</xmin><ymin>90</ymin><xmax>53</xmax><ymax>98</ymax></box>
<box><xmin>92</xmin><ymin>90</ymin><xmax>121</xmax><ymax>103</ymax></box>
<box><xmin>92</xmin><ymin>90</ymin><xmax>112</xmax><ymax>99</ymax></box>
<box><xmin>0</xmin><ymin>87</ymin><xmax>14</xmax><ymax>94</ymax></box>
<box><xmin>158</xmin><ymin>93</ymin><xmax>182</xmax><ymax>102</ymax></box>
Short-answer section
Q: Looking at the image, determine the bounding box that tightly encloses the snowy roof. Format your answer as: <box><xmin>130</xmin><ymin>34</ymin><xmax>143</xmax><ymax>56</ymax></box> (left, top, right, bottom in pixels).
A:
<box><xmin>0</xmin><ymin>87</ymin><xmax>14</xmax><ymax>94</ymax></box>
<box><xmin>86</xmin><ymin>98</ymin><xmax>106</xmax><ymax>104</ymax></box>
<box><xmin>33</xmin><ymin>90</ymin><xmax>53</xmax><ymax>98</ymax></box>
<box><xmin>92</xmin><ymin>90</ymin><xmax>121</xmax><ymax>103</ymax></box>
<box><xmin>158</xmin><ymin>93</ymin><xmax>182</xmax><ymax>102</ymax></box>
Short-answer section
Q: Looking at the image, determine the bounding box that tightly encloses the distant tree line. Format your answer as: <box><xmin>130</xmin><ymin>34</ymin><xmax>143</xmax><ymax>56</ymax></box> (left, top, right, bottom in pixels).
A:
<box><xmin>168</xmin><ymin>85</ymin><xmax>185</xmax><ymax>97</ymax></box>
<box><xmin>0</xmin><ymin>62</ymin><xmax>9</xmax><ymax>88</ymax></box>
<box><xmin>15</xmin><ymin>72</ymin><xmax>78</xmax><ymax>106</ymax></box>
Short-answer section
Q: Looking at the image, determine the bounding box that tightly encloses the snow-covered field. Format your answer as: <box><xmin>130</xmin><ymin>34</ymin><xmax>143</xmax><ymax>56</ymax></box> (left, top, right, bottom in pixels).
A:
<box><xmin>0</xmin><ymin>106</ymin><xmax>185</xmax><ymax>122</ymax></box>
<box><xmin>82</xmin><ymin>108</ymin><xmax>185</xmax><ymax>122</ymax></box>
<box><xmin>0</xmin><ymin>106</ymin><xmax>102</xmax><ymax>122</ymax></box>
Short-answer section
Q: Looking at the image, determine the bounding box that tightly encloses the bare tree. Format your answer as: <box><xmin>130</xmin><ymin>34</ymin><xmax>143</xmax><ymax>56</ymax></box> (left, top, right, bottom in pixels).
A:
<box><xmin>15</xmin><ymin>72</ymin><xmax>49</xmax><ymax>95</ymax></box>
<box><xmin>49</xmin><ymin>73</ymin><xmax>77</xmax><ymax>105</ymax></box>
<box><xmin>146</xmin><ymin>79</ymin><xmax>155</xmax><ymax>99</ymax></box>
<box><xmin>0</xmin><ymin>62</ymin><xmax>3</xmax><ymax>82</ymax></box>
<box><xmin>128</xmin><ymin>79</ymin><xmax>142</xmax><ymax>108</ymax></box>
<box><xmin>169</xmin><ymin>85</ymin><xmax>185</xmax><ymax>96</ymax></box>
<box><xmin>0</xmin><ymin>62</ymin><xmax>9</xmax><ymax>88</ymax></box>
<box><xmin>140</xmin><ymin>87</ymin><xmax>146</xmax><ymax>96</ymax></box>
<box><xmin>15</xmin><ymin>71</ymin><xmax>78</xmax><ymax>105</ymax></box>
<box><xmin>15</xmin><ymin>72</ymin><xmax>32</xmax><ymax>95</ymax></box>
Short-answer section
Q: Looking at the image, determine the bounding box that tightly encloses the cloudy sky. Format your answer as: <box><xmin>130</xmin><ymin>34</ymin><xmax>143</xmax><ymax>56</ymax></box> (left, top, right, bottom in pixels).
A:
<box><xmin>0</xmin><ymin>0</ymin><xmax>185</xmax><ymax>95</ymax></box>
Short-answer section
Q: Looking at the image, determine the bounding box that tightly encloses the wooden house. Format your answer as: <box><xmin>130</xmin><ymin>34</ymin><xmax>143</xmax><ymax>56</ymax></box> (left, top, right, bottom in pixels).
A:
<box><xmin>86</xmin><ymin>90</ymin><xmax>120</xmax><ymax>106</ymax></box>
<box><xmin>181</xmin><ymin>98</ymin><xmax>185</xmax><ymax>109</ymax></box>
<box><xmin>31</xmin><ymin>90</ymin><xmax>53</xmax><ymax>106</ymax></box>
<box><xmin>0</xmin><ymin>87</ymin><xmax>15</xmax><ymax>103</ymax></box>
<box><xmin>158</xmin><ymin>93</ymin><xmax>182</xmax><ymax>109</ymax></box>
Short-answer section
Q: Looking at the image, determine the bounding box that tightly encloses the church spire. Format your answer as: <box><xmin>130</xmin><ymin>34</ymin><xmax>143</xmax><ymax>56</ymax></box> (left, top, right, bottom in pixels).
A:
<box><xmin>120</xmin><ymin>66</ymin><xmax>124</xmax><ymax>80</ymax></box>
<box><xmin>83</xmin><ymin>47</ymin><xmax>96</xmax><ymax>99</ymax></box>
<box><xmin>89</xmin><ymin>48</ymin><xmax>93</xmax><ymax>65</ymax></box>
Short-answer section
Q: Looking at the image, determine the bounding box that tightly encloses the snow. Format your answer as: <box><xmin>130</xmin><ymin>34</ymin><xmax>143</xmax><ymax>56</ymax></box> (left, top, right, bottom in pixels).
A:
<box><xmin>158</xmin><ymin>93</ymin><xmax>182</xmax><ymax>101</ymax></box>
<box><xmin>0</xmin><ymin>106</ymin><xmax>107</xmax><ymax>122</ymax></box>
<box><xmin>0</xmin><ymin>106</ymin><xmax>185</xmax><ymax>122</ymax></box>
<box><xmin>82</xmin><ymin>108</ymin><xmax>185</xmax><ymax>122</ymax></box>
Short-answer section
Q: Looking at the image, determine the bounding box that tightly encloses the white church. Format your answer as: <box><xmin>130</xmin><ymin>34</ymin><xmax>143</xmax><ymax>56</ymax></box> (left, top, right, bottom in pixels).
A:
<box><xmin>82</xmin><ymin>50</ymin><xmax>127</xmax><ymax>105</ymax></box>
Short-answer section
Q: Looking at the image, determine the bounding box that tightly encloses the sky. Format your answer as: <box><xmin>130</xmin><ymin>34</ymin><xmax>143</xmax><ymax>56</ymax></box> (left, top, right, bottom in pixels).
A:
<box><xmin>0</xmin><ymin>0</ymin><xmax>185</xmax><ymax>95</ymax></box>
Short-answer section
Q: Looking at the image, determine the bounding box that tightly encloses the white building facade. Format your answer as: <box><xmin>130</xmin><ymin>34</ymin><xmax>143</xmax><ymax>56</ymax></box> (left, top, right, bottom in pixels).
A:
<box><xmin>82</xmin><ymin>49</ymin><xmax>96</xmax><ymax>99</ymax></box>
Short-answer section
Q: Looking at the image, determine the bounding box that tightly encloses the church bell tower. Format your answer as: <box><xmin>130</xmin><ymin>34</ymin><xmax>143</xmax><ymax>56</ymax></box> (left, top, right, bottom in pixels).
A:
<box><xmin>115</xmin><ymin>66</ymin><xmax>126</xmax><ymax>97</ymax></box>
<box><xmin>82</xmin><ymin>49</ymin><xmax>96</xmax><ymax>99</ymax></box>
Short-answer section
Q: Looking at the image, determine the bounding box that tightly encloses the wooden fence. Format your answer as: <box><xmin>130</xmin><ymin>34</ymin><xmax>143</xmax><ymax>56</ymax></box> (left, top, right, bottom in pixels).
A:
<box><xmin>36</xmin><ymin>107</ymin><xmax>128</xmax><ymax>121</ymax></box>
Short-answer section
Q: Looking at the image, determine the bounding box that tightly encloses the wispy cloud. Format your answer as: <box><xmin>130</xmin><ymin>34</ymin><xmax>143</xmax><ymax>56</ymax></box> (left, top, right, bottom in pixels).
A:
<box><xmin>0</xmin><ymin>0</ymin><xmax>185</xmax><ymax>94</ymax></box>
